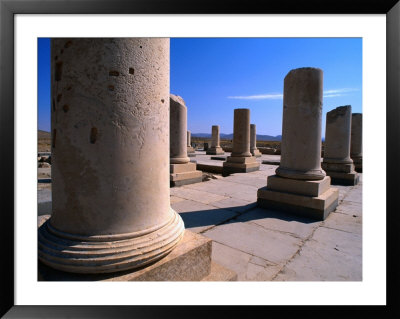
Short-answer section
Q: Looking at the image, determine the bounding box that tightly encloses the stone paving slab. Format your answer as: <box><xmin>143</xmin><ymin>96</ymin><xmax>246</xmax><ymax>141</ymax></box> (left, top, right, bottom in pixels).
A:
<box><xmin>170</xmin><ymin>187</ymin><xmax>229</xmax><ymax>204</ymax></box>
<box><xmin>273</xmin><ymin>226</ymin><xmax>362</xmax><ymax>281</ymax></box>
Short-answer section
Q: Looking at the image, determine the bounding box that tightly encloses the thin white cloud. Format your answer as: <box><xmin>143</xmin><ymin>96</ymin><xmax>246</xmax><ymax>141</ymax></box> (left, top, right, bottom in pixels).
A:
<box><xmin>228</xmin><ymin>88</ymin><xmax>359</xmax><ymax>100</ymax></box>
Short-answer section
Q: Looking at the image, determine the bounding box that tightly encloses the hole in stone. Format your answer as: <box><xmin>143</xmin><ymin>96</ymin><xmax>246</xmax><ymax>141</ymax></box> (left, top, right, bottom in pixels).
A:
<box><xmin>161</xmin><ymin>99</ymin><xmax>165</xmax><ymax>103</ymax></box>
<box><xmin>139</xmin><ymin>46</ymin><xmax>142</xmax><ymax>48</ymax></box>
<box><xmin>55</xmin><ymin>62</ymin><xmax>63</xmax><ymax>81</ymax></box>
<box><xmin>67</xmin><ymin>86</ymin><xmax>72</xmax><ymax>91</ymax></box>
<box><xmin>52</xmin><ymin>99</ymin><xmax>56</xmax><ymax>111</ymax></box>
<box><xmin>108</xmin><ymin>85</ymin><xmax>115</xmax><ymax>91</ymax></box>
<box><xmin>52</xmin><ymin>129</ymin><xmax>56</xmax><ymax>148</ymax></box>
<box><xmin>55</xmin><ymin>56</ymin><xmax>58</xmax><ymax>61</ymax></box>
<box><xmin>60</xmin><ymin>49</ymin><xmax>64</xmax><ymax>54</ymax></box>
<box><xmin>63</xmin><ymin>105</ymin><xmax>69</xmax><ymax>113</ymax></box>
<box><xmin>90</xmin><ymin>127</ymin><xmax>98</xmax><ymax>144</ymax></box>
<box><xmin>64</xmin><ymin>41</ymin><xmax>72</xmax><ymax>48</ymax></box>
<box><xmin>57</xmin><ymin>94</ymin><xmax>62</xmax><ymax>102</ymax></box>
<box><xmin>129</xmin><ymin>68</ymin><xmax>134</xmax><ymax>75</ymax></box>
<box><xmin>109</xmin><ymin>70</ymin><xmax>119</xmax><ymax>76</ymax></box>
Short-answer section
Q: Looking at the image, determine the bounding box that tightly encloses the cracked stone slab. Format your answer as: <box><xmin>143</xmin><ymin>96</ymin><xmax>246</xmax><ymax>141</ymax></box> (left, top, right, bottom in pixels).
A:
<box><xmin>235</xmin><ymin>206</ymin><xmax>321</xmax><ymax>239</ymax></box>
<box><xmin>172</xmin><ymin>199</ymin><xmax>238</xmax><ymax>233</ymax></box>
<box><xmin>210</xmin><ymin>198</ymin><xmax>257</xmax><ymax>213</ymax></box>
<box><xmin>203</xmin><ymin>220</ymin><xmax>302</xmax><ymax>264</ymax></box>
<box><xmin>322</xmin><ymin>211</ymin><xmax>362</xmax><ymax>235</ymax></box>
<box><xmin>273</xmin><ymin>226</ymin><xmax>362</xmax><ymax>281</ymax></box>
<box><xmin>222</xmin><ymin>173</ymin><xmax>270</xmax><ymax>188</ymax></box>
<box><xmin>170</xmin><ymin>195</ymin><xmax>185</xmax><ymax>204</ymax></box>
<box><xmin>170</xmin><ymin>186</ymin><xmax>229</xmax><ymax>204</ymax></box>
<box><xmin>334</xmin><ymin>200</ymin><xmax>362</xmax><ymax>216</ymax></box>
<box><xmin>211</xmin><ymin>242</ymin><xmax>281</xmax><ymax>281</ymax></box>
<box><xmin>342</xmin><ymin>186</ymin><xmax>362</xmax><ymax>203</ymax></box>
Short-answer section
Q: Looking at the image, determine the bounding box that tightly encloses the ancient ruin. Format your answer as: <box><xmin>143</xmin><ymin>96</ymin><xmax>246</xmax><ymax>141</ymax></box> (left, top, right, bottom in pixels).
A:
<box><xmin>250</xmin><ymin>124</ymin><xmax>262</xmax><ymax>157</ymax></box>
<box><xmin>351</xmin><ymin>113</ymin><xmax>363</xmax><ymax>172</ymax></box>
<box><xmin>222</xmin><ymin>108</ymin><xmax>260</xmax><ymax>176</ymax></box>
<box><xmin>187</xmin><ymin>130</ymin><xmax>196</xmax><ymax>156</ymax></box>
<box><xmin>38</xmin><ymin>38</ymin><xmax>185</xmax><ymax>274</ymax></box>
<box><xmin>257</xmin><ymin>67</ymin><xmax>339</xmax><ymax>220</ymax></box>
<box><xmin>322</xmin><ymin>105</ymin><xmax>359</xmax><ymax>185</ymax></box>
<box><xmin>206</xmin><ymin>125</ymin><xmax>224</xmax><ymax>155</ymax></box>
<box><xmin>170</xmin><ymin>94</ymin><xmax>202</xmax><ymax>186</ymax></box>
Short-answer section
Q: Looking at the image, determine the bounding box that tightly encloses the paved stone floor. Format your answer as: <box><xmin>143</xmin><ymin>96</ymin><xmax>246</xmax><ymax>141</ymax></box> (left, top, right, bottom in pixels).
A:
<box><xmin>37</xmin><ymin>150</ymin><xmax>362</xmax><ymax>281</ymax></box>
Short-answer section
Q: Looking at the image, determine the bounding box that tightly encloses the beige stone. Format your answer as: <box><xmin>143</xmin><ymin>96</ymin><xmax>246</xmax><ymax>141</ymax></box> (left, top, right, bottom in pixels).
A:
<box><xmin>187</xmin><ymin>130</ymin><xmax>195</xmax><ymax>154</ymax></box>
<box><xmin>38</xmin><ymin>38</ymin><xmax>185</xmax><ymax>274</ymax></box>
<box><xmin>206</xmin><ymin>125</ymin><xmax>224</xmax><ymax>155</ymax></box>
<box><xmin>170</xmin><ymin>94</ymin><xmax>190</xmax><ymax>164</ymax></box>
<box><xmin>267</xmin><ymin>175</ymin><xmax>331</xmax><ymax>197</ymax></box>
<box><xmin>223</xmin><ymin>108</ymin><xmax>260</xmax><ymax>175</ymax></box>
<box><xmin>250</xmin><ymin>124</ymin><xmax>262</xmax><ymax>157</ymax></box>
<box><xmin>276</xmin><ymin>67</ymin><xmax>325</xmax><ymax>180</ymax></box>
<box><xmin>170</xmin><ymin>162</ymin><xmax>197</xmax><ymax>173</ymax></box>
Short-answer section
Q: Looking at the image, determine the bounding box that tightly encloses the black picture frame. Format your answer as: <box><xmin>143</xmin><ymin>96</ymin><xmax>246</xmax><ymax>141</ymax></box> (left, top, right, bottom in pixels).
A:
<box><xmin>1</xmin><ymin>0</ymin><xmax>399</xmax><ymax>317</ymax></box>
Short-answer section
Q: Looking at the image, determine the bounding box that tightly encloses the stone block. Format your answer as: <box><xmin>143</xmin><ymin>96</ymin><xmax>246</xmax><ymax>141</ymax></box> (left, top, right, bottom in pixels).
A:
<box><xmin>201</xmin><ymin>261</ymin><xmax>238</xmax><ymax>281</ymax></box>
<box><xmin>321</xmin><ymin>162</ymin><xmax>355</xmax><ymax>173</ymax></box>
<box><xmin>196</xmin><ymin>163</ymin><xmax>223</xmax><ymax>174</ymax></box>
<box><xmin>170</xmin><ymin>170</ymin><xmax>203</xmax><ymax>187</ymax></box>
<box><xmin>225</xmin><ymin>156</ymin><xmax>257</xmax><ymax>164</ymax></box>
<box><xmin>222</xmin><ymin>161</ymin><xmax>260</xmax><ymax>176</ymax></box>
<box><xmin>326</xmin><ymin>171</ymin><xmax>359</xmax><ymax>186</ymax></box>
<box><xmin>206</xmin><ymin>147</ymin><xmax>225</xmax><ymax>155</ymax></box>
<box><xmin>170</xmin><ymin>162</ymin><xmax>197</xmax><ymax>173</ymax></box>
<box><xmin>257</xmin><ymin>186</ymin><xmax>339</xmax><ymax>220</ymax></box>
<box><xmin>210</xmin><ymin>156</ymin><xmax>227</xmax><ymax>161</ymax></box>
<box><xmin>267</xmin><ymin>175</ymin><xmax>331</xmax><ymax>197</ymax></box>
<box><xmin>251</xmin><ymin>149</ymin><xmax>262</xmax><ymax>157</ymax></box>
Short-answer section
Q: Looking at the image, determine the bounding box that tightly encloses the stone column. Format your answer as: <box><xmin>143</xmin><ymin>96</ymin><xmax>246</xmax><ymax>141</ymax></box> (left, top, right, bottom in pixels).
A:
<box><xmin>250</xmin><ymin>124</ymin><xmax>261</xmax><ymax>157</ymax></box>
<box><xmin>351</xmin><ymin>113</ymin><xmax>362</xmax><ymax>172</ymax></box>
<box><xmin>276</xmin><ymin>68</ymin><xmax>326</xmax><ymax>180</ymax></box>
<box><xmin>322</xmin><ymin>106</ymin><xmax>359</xmax><ymax>185</ymax></box>
<box><xmin>206</xmin><ymin>125</ymin><xmax>224</xmax><ymax>155</ymax></box>
<box><xmin>38</xmin><ymin>38</ymin><xmax>185</xmax><ymax>274</ymax></box>
<box><xmin>187</xmin><ymin>130</ymin><xmax>195</xmax><ymax>155</ymax></box>
<box><xmin>170</xmin><ymin>95</ymin><xmax>190</xmax><ymax>164</ymax></box>
<box><xmin>223</xmin><ymin>108</ymin><xmax>259</xmax><ymax>175</ymax></box>
<box><xmin>257</xmin><ymin>67</ymin><xmax>338</xmax><ymax>220</ymax></box>
<box><xmin>170</xmin><ymin>94</ymin><xmax>202</xmax><ymax>186</ymax></box>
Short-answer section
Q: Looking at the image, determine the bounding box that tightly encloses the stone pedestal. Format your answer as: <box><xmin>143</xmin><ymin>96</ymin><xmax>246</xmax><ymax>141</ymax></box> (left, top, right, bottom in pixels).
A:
<box><xmin>38</xmin><ymin>215</ymin><xmax>237</xmax><ymax>281</ymax></box>
<box><xmin>257</xmin><ymin>67</ymin><xmax>338</xmax><ymax>221</ymax></box>
<box><xmin>223</xmin><ymin>109</ymin><xmax>260</xmax><ymax>176</ymax></box>
<box><xmin>322</xmin><ymin>106</ymin><xmax>359</xmax><ymax>185</ymax></box>
<box><xmin>170</xmin><ymin>94</ymin><xmax>202</xmax><ymax>186</ymax></box>
<box><xmin>250</xmin><ymin>124</ymin><xmax>262</xmax><ymax>157</ymax></box>
<box><xmin>351</xmin><ymin>113</ymin><xmax>362</xmax><ymax>172</ymax></box>
<box><xmin>38</xmin><ymin>38</ymin><xmax>185</xmax><ymax>274</ymax></box>
<box><xmin>187</xmin><ymin>130</ymin><xmax>195</xmax><ymax>156</ymax></box>
<box><xmin>206</xmin><ymin>125</ymin><xmax>224</xmax><ymax>155</ymax></box>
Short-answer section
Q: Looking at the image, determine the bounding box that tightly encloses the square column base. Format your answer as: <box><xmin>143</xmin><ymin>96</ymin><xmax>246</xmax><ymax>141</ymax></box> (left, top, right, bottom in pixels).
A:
<box><xmin>206</xmin><ymin>147</ymin><xmax>225</xmax><ymax>155</ymax></box>
<box><xmin>251</xmin><ymin>149</ymin><xmax>262</xmax><ymax>157</ymax></box>
<box><xmin>257</xmin><ymin>175</ymin><xmax>339</xmax><ymax>220</ymax></box>
<box><xmin>352</xmin><ymin>158</ymin><xmax>362</xmax><ymax>173</ymax></box>
<box><xmin>38</xmin><ymin>228</ymin><xmax>237</xmax><ymax>281</ymax></box>
<box><xmin>170</xmin><ymin>162</ymin><xmax>203</xmax><ymax>187</ymax></box>
<box><xmin>222</xmin><ymin>156</ymin><xmax>260</xmax><ymax>176</ymax></box>
<box><xmin>325</xmin><ymin>171</ymin><xmax>360</xmax><ymax>186</ymax></box>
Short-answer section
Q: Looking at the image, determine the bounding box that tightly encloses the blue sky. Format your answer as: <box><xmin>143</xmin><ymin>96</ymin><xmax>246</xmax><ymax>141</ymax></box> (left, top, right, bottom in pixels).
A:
<box><xmin>38</xmin><ymin>38</ymin><xmax>362</xmax><ymax>137</ymax></box>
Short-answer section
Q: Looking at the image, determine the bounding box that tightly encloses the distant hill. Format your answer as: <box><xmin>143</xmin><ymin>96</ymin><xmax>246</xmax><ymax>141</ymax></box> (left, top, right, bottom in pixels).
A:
<box><xmin>38</xmin><ymin>130</ymin><xmax>51</xmax><ymax>139</ymax></box>
<box><xmin>192</xmin><ymin>133</ymin><xmax>282</xmax><ymax>141</ymax></box>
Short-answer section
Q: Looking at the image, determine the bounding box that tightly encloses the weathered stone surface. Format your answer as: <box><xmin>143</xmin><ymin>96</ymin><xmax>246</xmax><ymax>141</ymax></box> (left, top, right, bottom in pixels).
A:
<box><xmin>207</xmin><ymin>125</ymin><xmax>225</xmax><ymax>155</ymax></box>
<box><xmin>257</xmin><ymin>186</ymin><xmax>339</xmax><ymax>220</ymax></box>
<box><xmin>231</xmin><ymin>108</ymin><xmax>252</xmax><ymax>157</ymax></box>
<box><xmin>250</xmin><ymin>124</ymin><xmax>262</xmax><ymax>157</ymax></box>
<box><xmin>170</xmin><ymin>94</ymin><xmax>190</xmax><ymax>164</ymax></box>
<box><xmin>267</xmin><ymin>175</ymin><xmax>331</xmax><ymax>197</ymax></box>
<box><xmin>170</xmin><ymin>162</ymin><xmax>197</xmax><ymax>174</ymax></box>
<box><xmin>276</xmin><ymin>67</ymin><xmax>325</xmax><ymax>180</ymax></box>
<box><xmin>39</xmin><ymin>38</ymin><xmax>184</xmax><ymax>274</ymax></box>
<box><xmin>350</xmin><ymin>113</ymin><xmax>362</xmax><ymax>172</ymax></box>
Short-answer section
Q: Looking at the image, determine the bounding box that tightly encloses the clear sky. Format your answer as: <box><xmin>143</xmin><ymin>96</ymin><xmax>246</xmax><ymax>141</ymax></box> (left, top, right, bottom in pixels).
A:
<box><xmin>38</xmin><ymin>37</ymin><xmax>362</xmax><ymax>137</ymax></box>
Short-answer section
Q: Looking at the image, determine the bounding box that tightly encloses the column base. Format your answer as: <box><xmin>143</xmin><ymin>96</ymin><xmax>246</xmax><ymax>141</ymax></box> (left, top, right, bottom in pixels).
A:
<box><xmin>38</xmin><ymin>225</ymin><xmax>237</xmax><ymax>281</ymax></box>
<box><xmin>38</xmin><ymin>209</ymin><xmax>185</xmax><ymax>274</ymax></box>
<box><xmin>170</xmin><ymin>162</ymin><xmax>203</xmax><ymax>187</ymax></box>
<box><xmin>257</xmin><ymin>175</ymin><xmax>339</xmax><ymax>220</ymax></box>
<box><xmin>206</xmin><ymin>147</ymin><xmax>225</xmax><ymax>155</ymax></box>
<box><xmin>352</xmin><ymin>157</ymin><xmax>362</xmax><ymax>173</ymax></box>
<box><xmin>222</xmin><ymin>156</ymin><xmax>260</xmax><ymax>176</ymax></box>
<box><xmin>321</xmin><ymin>162</ymin><xmax>359</xmax><ymax>185</ymax></box>
<box><xmin>251</xmin><ymin>149</ymin><xmax>262</xmax><ymax>157</ymax></box>
<box><xmin>187</xmin><ymin>146</ymin><xmax>195</xmax><ymax>155</ymax></box>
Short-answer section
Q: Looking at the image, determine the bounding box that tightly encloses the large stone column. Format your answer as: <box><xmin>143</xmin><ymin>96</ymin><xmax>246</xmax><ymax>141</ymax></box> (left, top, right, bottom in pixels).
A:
<box><xmin>187</xmin><ymin>130</ymin><xmax>195</xmax><ymax>156</ymax></box>
<box><xmin>223</xmin><ymin>108</ymin><xmax>260</xmax><ymax>175</ymax></box>
<box><xmin>206</xmin><ymin>125</ymin><xmax>224</xmax><ymax>155</ymax></box>
<box><xmin>257</xmin><ymin>67</ymin><xmax>338</xmax><ymax>220</ymax></box>
<box><xmin>322</xmin><ymin>106</ymin><xmax>359</xmax><ymax>185</ymax></box>
<box><xmin>276</xmin><ymin>68</ymin><xmax>325</xmax><ymax>180</ymax></box>
<box><xmin>38</xmin><ymin>38</ymin><xmax>185</xmax><ymax>274</ymax></box>
<box><xmin>250</xmin><ymin>124</ymin><xmax>261</xmax><ymax>157</ymax></box>
<box><xmin>170</xmin><ymin>94</ymin><xmax>202</xmax><ymax>186</ymax></box>
<box><xmin>350</xmin><ymin>113</ymin><xmax>362</xmax><ymax>172</ymax></box>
